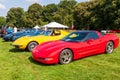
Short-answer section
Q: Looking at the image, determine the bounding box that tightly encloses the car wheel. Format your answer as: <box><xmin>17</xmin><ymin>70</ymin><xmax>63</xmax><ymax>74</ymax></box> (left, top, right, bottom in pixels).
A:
<box><xmin>27</xmin><ymin>42</ymin><xmax>38</xmax><ymax>51</ymax></box>
<box><xmin>105</xmin><ymin>41</ymin><xmax>114</xmax><ymax>54</ymax></box>
<box><xmin>59</xmin><ymin>49</ymin><xmax>73</xmax><ymax>64</ymax></box>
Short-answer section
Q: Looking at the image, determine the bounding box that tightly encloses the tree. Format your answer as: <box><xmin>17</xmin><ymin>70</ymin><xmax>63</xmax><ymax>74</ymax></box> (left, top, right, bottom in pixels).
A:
<box><xmin>42</xmin><ymin>4</ymin><xmax>58</xmax><ymax>22</ymax></box>
<box><xmin>41</xmin><ymin>0</ymin><xmax>77</xmax><ymax>27</ymax></box>
<box><xmin>74</xmin><ymin>1</ymin><xmax>93</xmax><ymax>29</ymax></box>
<box><xmin>26</xmin><ymin>3</ymin><xmax>43</xmax><ymax>27</ymax></box>
<box><xmin>74</xmin><ymin>0</ymin><xmax>120</xmax><ymax>30</ymax></box>
<box><xmin>6</xmin><ymin>7</ymin><xmax>24</xmax><ymax>27</ymax></box>
<box><xmin>0</xmin><ymin>16</ymin><xmax>6</xmax><ymax>28</ymax></box>
<box><xmin>58</xmin><ymin>0</ymin><xmax>77</xmax><ymax>27</ymax></box>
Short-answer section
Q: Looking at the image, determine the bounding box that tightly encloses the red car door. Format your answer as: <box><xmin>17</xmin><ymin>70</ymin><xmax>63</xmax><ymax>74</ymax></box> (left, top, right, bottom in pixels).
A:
<box><xmin>74</xmin><ymin>32</ymin><xmax>103</xmax><ymax>59</ymax></box>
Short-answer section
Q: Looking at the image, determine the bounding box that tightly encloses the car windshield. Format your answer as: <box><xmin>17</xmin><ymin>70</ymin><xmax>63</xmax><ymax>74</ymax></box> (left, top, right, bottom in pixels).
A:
<box><xmin>61</xmin><ymin>32</ymin><xmax>88</xmax><ymax>42</ymax></box>
<box><xmin>40</xmin><ymin>30</ymin><xmax>52</xmax><ymax>36</ymax></box>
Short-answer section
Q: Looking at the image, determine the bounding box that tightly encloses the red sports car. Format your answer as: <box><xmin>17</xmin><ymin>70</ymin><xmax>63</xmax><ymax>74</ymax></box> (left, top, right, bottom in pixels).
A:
<box><xmin>32</xmin><ymin>31</ymin><xmax>119</xmax><ymax>64</ymax></box>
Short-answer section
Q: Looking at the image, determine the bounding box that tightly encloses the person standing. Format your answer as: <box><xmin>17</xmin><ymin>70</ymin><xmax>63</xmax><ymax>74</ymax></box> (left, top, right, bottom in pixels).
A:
<box><xmin>6</xmin><ymin>26</ymin><xmax>12</xmax><ymax>34</ymax></box>
<box><xmin>13</xmin><ymin>26</ymin><xmax>17</xmax><ymax>33</ymax></box>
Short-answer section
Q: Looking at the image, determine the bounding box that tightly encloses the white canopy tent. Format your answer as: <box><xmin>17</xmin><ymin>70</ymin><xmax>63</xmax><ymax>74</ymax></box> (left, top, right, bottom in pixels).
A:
<box><xmin>34</xmin><ymin>25</ymin><xmax>40</xmax><ymax>29</ymax></box>
<box><xmin>42</xmin><ymin>22</ymin><xmax>69</xmax><ymax>29</ymax></box>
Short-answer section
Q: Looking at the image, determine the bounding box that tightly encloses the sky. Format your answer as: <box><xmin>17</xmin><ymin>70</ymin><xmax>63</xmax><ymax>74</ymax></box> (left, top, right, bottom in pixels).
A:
<box><xmin>0</xmin><ymin>0</ymin><xmax>89</xmax><ymax>17</ymax></box>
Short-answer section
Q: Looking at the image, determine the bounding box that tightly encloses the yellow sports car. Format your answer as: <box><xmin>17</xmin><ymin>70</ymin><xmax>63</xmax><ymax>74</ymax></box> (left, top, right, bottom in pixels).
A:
<box><xmin>12</xmin><ymin>30</ymin><xmax>69</xmax><ymax>51</ymax></box>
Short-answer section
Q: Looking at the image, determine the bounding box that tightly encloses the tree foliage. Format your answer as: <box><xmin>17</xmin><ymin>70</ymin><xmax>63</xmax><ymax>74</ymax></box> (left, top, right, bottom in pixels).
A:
<box><xmin>0</xmin><ymin>16</ymin><xmax>6</xmax><ymax>28</ymax></box>
<box><xmin>58</xmin><ymin>0</ymin><xmax>77</xmax><ymax>27</ymax></box>
<box><xmin>6</xmin><ymin>7</ymin><xmax>24</xmax><ymax>27</ymax></box>
<box><xmin>42</xmin><ymin>4</ymin><xmax>58</xmax><ymax>22</ymax></box>
<box><xmin>25</xmin><ymin>3</ymin><xmax>43</xmax><ymax>27</ymax></box>
<box><xmin>4</xmin><ymin>0</ymin><xmax>120</xmax><ymax>30</ymax></box>
<box><xmin>74</xmin><ymin>0</ymin><xmax>120</xmax><ymax>30</ymax></box>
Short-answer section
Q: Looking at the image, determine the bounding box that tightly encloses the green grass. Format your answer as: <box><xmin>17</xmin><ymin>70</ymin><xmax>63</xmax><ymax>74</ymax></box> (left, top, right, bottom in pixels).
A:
<box><xmin>0</xmin><ymin>34</ymin><xmax>120</xmax><ymax>80</ymax></box>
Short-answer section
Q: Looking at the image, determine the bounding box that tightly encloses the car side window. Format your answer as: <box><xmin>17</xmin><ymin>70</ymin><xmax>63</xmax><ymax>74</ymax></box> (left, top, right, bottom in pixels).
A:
<box><xmin>82</xmin><ymin>32</ymin><xmax>99</xmax><ymax>41</ymax></box>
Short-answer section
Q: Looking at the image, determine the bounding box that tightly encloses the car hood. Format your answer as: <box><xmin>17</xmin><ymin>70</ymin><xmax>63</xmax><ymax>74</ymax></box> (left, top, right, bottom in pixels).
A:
<box><xmin>34</xmin><ymin>40</ymin><xmax>68</xmax><ymax>50</ymax></box>
<box><xmin>32</xmin><ymin>40</ymin><xmax>78</xmax><ymax>57</ymax></box>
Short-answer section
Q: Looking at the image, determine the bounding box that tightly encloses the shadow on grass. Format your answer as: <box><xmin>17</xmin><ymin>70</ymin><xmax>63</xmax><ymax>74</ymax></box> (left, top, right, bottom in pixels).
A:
<box><xmin>2</xmin><ymin>40</ymin><xmax>12</xmax><ymax>42</ymax></box>
<box><xmin>9</xmin><ymin>48</ymin><xmax>29</xmax><ymax>53</ymax></box>
<box><xmin>28</xmin><ymin>54</ymin><xmax>105</xmax><ymax>66</ymax></box>
<box><xmin>28</xmin><ymin>57</ymin><xmax>58</xmax><ymax>66</ymax></box>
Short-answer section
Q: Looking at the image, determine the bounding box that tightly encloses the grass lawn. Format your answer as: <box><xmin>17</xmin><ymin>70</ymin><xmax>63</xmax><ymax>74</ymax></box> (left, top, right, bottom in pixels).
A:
<box><xmin>0</xmin><ymin>34</ymin><xmax>120</xmax><ymax>80</ymax></box>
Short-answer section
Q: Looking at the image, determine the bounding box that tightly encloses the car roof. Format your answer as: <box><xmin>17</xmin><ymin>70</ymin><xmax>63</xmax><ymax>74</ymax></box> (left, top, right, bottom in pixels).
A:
<box><xmin>73</xmin><ymin>30</ymin><xmax>97</xmax><ymax>33</ymax></box>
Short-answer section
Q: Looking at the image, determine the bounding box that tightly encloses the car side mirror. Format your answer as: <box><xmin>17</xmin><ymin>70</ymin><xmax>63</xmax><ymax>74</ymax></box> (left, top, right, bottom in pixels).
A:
<box><xmin>87</xmin><ymin>39</ymin><xmax>94</xmax><ymax>43</ymax></box>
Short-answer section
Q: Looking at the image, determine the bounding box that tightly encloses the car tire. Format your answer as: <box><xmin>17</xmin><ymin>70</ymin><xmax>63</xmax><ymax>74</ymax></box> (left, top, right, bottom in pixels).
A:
<box><xmin>27</xmin><ymin>42</ymin><xmax>38</xmax><ymax>51</ymax></box>
<box><xmin>105</xmin><ymin>41</ymin><xmax>114</xmax><ymax>54</ymax></box>
<box><xmin>59</xmin><ymin>49</ymin><xmax>73</xmax><ymax>64</ymax></box>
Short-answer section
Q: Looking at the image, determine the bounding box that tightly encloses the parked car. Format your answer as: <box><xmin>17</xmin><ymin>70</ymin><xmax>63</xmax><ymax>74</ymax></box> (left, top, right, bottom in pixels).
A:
<box><xmin>3</xmin><ymin>30</ymin><xmax>26</xmax><ymax>41</ymax></box>
<box><xmin>110</xmin><ymin>30</ymin><xmax>120</xmax><ymax>33</ymax></box>
<box><xmin>11</xmin><ymin>29</ymin><xmax>42</xmax><ymax>41</ymax></box>
<box><xmin>32</xmin><ymin>30</ymin><xmax>119</xmax><ymax>64</ymax></box>
<box><xmin>101</xmin><ymin>30</ymin><xmax>110</xmax><ymax>33</ymax></box>
<box><xmin>0</xmin><ymin>26</ymin><xmax>7</xmax><ymax>37</ymax></box>
<box><xmin>12</xmin><ymin>30</ymin><xmax>69</xmax><ymax>51</ymax></box>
